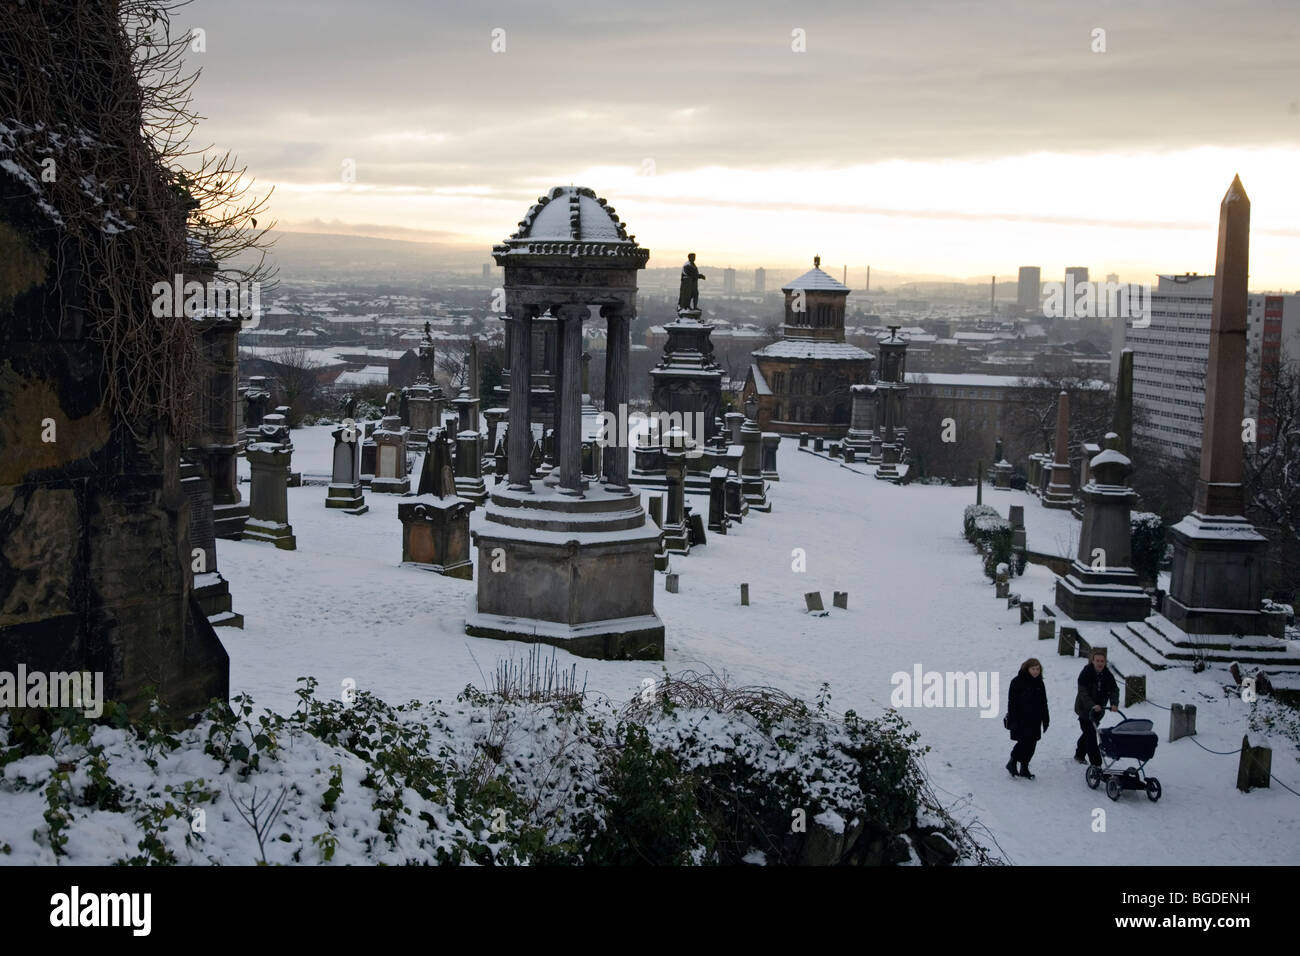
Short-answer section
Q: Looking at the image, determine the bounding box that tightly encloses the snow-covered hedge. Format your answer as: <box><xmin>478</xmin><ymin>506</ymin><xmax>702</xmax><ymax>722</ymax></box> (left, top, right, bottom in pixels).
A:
<box><xmin>0</xmin><ymin>677</ymin><xmax>987</xmax><ymax>866</ymax></box>
<box><xmin>962</xmin><ymin>505</ymin><xmax>1020</xmax><ymax>580</ymax></box>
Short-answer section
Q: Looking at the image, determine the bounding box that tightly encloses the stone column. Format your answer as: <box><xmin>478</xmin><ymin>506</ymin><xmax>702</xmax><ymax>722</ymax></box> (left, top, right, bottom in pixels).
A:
<box><xmin>558</xmin><ymin>305</ymin><xmax>585</xmax><ymax>494</ymax></box>
<box><xmin>468</xmin><ymin>335</ymin><xmax>481</xmax><ymax>431</ymax></box>
<box><xmin>1042</xmin><ymin>390</ymin><xmax>1074</xmax><ymax>508</ymax></box>
<box><xmin>602</xmin><ymin>307</ymin><xmax>631</xmax><ymax>492</ymax></box>
<box><xmin>508</xmin><ymin>305</ymin><xmax>533</xmax><ymax>491</ymax></box>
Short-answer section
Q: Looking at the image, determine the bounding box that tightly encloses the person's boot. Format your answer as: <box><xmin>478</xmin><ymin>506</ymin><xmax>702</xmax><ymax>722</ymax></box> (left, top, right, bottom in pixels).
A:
<box><xmin>1005</xmin><ymin>754</ymin><xmax>1019</xmax><ymax>778</ymax></box>
<box><xmin>1019</xmin><ymin>762</ymin><xmax>1035</xmax><ymax>780</ymax></box>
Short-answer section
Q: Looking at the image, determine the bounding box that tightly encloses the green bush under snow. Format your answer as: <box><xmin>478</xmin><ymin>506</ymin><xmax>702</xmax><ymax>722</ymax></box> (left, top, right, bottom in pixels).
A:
<box><xmin>0</xmin><ymin>674</ymin><xmax>989</xmax><ymax>866</ymax></box>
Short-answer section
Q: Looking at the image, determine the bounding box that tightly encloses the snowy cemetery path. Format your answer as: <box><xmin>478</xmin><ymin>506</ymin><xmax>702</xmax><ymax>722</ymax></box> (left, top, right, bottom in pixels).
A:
<box><xmin>219</xmin><ymin>428</ymin><xmax>1300</xmax><ymax>865</ymax></box>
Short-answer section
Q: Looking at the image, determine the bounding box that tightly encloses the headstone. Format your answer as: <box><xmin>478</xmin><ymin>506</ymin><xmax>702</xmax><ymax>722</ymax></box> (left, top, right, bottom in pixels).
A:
<box><xmin>399</xmin><ymin>430</ymin><xmax>472</xmax><ymax>578</ymax></box>
<box><xmin>1008</xmin><ymin>593</ymin><xmax>1020</xmax><ymax>608</ymax></box>
<box><xmin>687</xmin><ymin>512</ymin><xmax>707</xmax><ymax>547</ymax></box>
<box><xmin>814</xmin><ymin>437</ymin><xmax>824</xmax><ymax>452</ymax></box>
<box><xmin>740</xmin><ymin>411</ymin><xmax>770</xmax><ymax>512</ymax></box>
<box><xmin>1123</xmin><ymin>674</ymin><xmax>1146</xmax><ymax>708</ymax></box>
<box><xmin>1019</xmin><ymin>601</ymin><xmax>1034</xmax><ymax>624</ymax></box>
<box><xmin>454</xmin><ymin>430</ymin><xmax>488</xmax><ymax>505</ymax></box>
<box><xmin>662</xmin><ymin>433</ymin><xmax>691</xmax><ymax>555</ymax></box>
<box><xmin>833</xmin><ymin>591</ymin><xmax>847</xmax><ymax>610</ymax></box>
<box><xmin>648</xmin><ymin>494</ymin><xmax>664</xmax><ymax>528</ymax></box>
<box><xmin>242</xmin><ymin>441</ymin><xmax>297</xmax><ymax>550</ymax></box>
<box><xmin>725</xmin><ymin>470</ymin><xmax>747</xmax><ymax>524</ymax></box>
<box><xmin>1058</xmin><ymin>626</ymin><xmax>1080</xmax><ymax>656</ymax></box>
<box><xmin>995</xmin><ymin>580</ymin><xmax>1009</xmax><ymax>599</ymax></box>
<box><xmin>740</xmin><ymin>583</ymin><xmax>749</xmax><ymax>606</ymax></box>
<box><xmin>371</xmin><ymin>415</ymin><xmax>411</xmax><ymax>494</ymax></box>
<box><xmin>325</xmin><ymin>424</ymin><xmax>368</xmax><ymax>514</ymax></box>
<box><xmin>665</xmin><ymin>573</ymin><xmax>680</xmax><ymax>594</ymax></box>
<box><xmin>1236</xmin><ymin>737</ymin><xmax>1272</xmax><ymax>791</ymax></box>
<box><xmin>708</xmin><ymin>467</ymin><xmax>729</xmax><ymax>534</ymax></box>
<box><xmin>805</xmin><ymin>592</ymin><xmax>828</xmax><ymax>616</ymax></box>
<box><xmin>1169</xmin><ymin>703</ymin><xmax>1197</xmax><ymax>742</ymax></box>
<box><xmin>844</xmin><ymin>446</ymin><xmax>856</xmax><ymax>463</ymax></box>
<box><xmin>1038</xmin><ymin>618</ymin><xmax>1055</xmax><ymax>641</ymax></box>
<box><xmin>760</xmin><ymin>432</ymin><xmax>781</xmax><ymax>480</ymax></box>
<box><xmin>799</xmin><ymin>432</ymin><xmax>809</xmax><ymax>448</ymax></box>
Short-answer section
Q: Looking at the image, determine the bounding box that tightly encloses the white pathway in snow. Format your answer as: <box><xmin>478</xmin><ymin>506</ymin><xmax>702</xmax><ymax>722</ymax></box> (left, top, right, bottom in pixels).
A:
<box><xmin>219</xmin><ymin>428</ymin><xmax>1299</xmax><ymax>865</ymax></box>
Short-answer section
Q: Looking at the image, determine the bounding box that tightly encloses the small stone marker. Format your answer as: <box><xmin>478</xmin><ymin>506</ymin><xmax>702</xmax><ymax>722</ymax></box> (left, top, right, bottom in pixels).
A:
<box><xmin>1019</xmin><ymin>601</ymin><xmax>1034</xmax><ymax>624</ymax></box>
<box><xmin>687</xmin><ymin>512</ymin><xmax>707</xmax><ymax>546</ymax></box>
<box><xmin>799</xmin><ymin>432</ymin><xmax>809</xmax><ymax>448</ymax></box>
<box><xmin>1236</xmin><ymin>736</ymin><xmax>1272</xmax><ymax>792</ymax></box>
<box><xmin>844</xmin><ymin>446</ymin><xmax>856</xmax><ymax>463</ymax></box>
<box><xmin>995</xmin><ymin>580</ymin><xmax>1009</xmax><ymax>599</ymax></box>
<box><xmin>833</xmin><ymin>591</ymin><xmax>847</xmax><ymax>609</ymax></box>
<box><xmin>814</xmin><ymin>437</ymin><xmax>825</xmax><ymax>452</ymax></box>
<box><xmin>1169</xmin><ymin>703</ymin><xmax>1197</xmax><ymax>742</ymax></box>
<box><xmin>665</xmin><ymin>573</ymin><xmax>679</xmax><ymax>594</ymax></box>
<box><xmin>805</xmin><ymin>592</ymin><xmax>828</xmax><ymax>616</ymax></box>
<box><xmin>1124</xmin><ymin>674</ymin><xmax>1146</xmax><ymax>707</ymax></box>
<box><xmin>1058</xmin><ymin>625</ymin><xmax>1079</xmax><ymax>657</ymax></box>
<box><xmin>740</xmin><ymin>583</ymin><xmax>749</xmax><ymax>606</ymax></box>
<box><xmin>1007</xmin><ymin>593</ymin><xmax>1020</xmax><ymax>609</ymax></box>
<box><xmin>1037</xmin><ymin>618</ymin><xmax>1054</xmax><ymax>640</ymax></box>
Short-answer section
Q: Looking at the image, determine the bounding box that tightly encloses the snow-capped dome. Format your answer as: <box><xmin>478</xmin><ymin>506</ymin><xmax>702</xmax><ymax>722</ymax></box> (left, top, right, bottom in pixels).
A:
<box><xmin>511</xmin><ymin>186</ymin><xmax>631</xmax><ymax>242</ymax></box>
<box><xmin>782</xmin><ymin>256</ymin><xmax>850</xmax><ymax>294</ymax></box>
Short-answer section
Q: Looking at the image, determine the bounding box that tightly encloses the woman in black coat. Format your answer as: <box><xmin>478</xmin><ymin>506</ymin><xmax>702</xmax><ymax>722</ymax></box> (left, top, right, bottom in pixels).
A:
<box><xmin>1005</xmin><ymin>658</ymin><xmax>1049</xmax><ymax>779</ymax></box>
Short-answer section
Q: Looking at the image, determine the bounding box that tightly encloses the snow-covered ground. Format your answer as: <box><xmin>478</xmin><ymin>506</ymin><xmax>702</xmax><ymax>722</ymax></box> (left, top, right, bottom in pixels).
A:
<box><xmin>217</xmin><ymin>427</ymin><xmax>1300</xmax><ymax>866</ymax></box>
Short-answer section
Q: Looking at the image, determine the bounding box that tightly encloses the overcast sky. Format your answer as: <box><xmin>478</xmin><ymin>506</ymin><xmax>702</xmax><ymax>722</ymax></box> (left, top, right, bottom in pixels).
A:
<box><xmin>184</xmin><ymin>0</ymin><xmax>1300</xmax><ymax>286</ymax></box>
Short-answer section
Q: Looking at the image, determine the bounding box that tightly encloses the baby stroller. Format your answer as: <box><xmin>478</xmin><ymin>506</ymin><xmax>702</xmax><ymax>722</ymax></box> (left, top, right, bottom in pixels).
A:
<box><xmin>1085</xmin><ymin>711</ymin><xmax>1162</xmax><ymax>802</ymax></box>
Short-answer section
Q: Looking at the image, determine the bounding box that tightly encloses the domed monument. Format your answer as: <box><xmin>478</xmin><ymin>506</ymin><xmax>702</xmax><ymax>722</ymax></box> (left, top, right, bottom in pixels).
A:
<box><xmin>465</xmin><ymin>186</ymin><xmax>665</xmax><ymax>659</ymax></box>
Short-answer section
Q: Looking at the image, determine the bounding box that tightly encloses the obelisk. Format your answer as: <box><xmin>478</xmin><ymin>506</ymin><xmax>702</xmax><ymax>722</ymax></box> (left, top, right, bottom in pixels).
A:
<box><xmin>1113</xmin><ymin>348</ymin><xmax>1133</xmax><ymax>457</ymax></box>
<box><xmin>1161</xmin><ymin>176</ymin><xmax>1278</xmax><ymax>638</ymax></box>
<box><xmin>1041</xmin><ymin>391</ymin><xmax>1074</xmax><ymax>508</ymax></box>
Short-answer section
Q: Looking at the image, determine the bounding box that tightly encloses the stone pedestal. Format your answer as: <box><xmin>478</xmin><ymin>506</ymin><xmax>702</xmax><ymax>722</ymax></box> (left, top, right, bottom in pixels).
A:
<box><xmin>242</xmin><ymin>442</ymin><xmax>297</xmax><ymax>550</ymax></box>
<box><xmin>649</xmin><ymin>309</ymin><xmax>723</xmax><ymax>445</ymax></box>
<box><xmin>844</xmin><ymin>383</ymin><xmax>876</xmax><ymax>455</ymax></box>
<box><xmin>325</xmin><ymin>425</ymin><xmax>368</xmax><ymax>514</ymax></box>
<box><xmin>725</xmin><ymin>411</ymin><xmax>745</xmax><ymax>446</ymax></box>
<box><xmin>662</xmin><ymin>441</ymin><xmax>690</xmax><ymax>555</ymax></box>
<box><xmin>371</xmin><ymin>415</ymin><xmax>411</xmax><ymax>494</ymax></box>
<box><xmin>1055</xmin><ymin>441</ymin><xmax>1150</xmax><ymax>621</ymax></box>
<box><xmin>725</xmin><ymin>471</ymin><xmax>748</xmax><ymax>524</ymax></box>
<box><xmin>994</xmin><ymin>459</ymin><xmax>1012</xmax><ymax>490</ymax></box>
<box><xmin>406</xmin><ymin>384</ymin><xmax>434</xmax><ymax>451</ymax></box>
<box><xmin>760</xmin><ymin>433</ymin><xmax>781</xmax><ymax>481</ymax></box>
<box><xmin>399</xmin><ymin>497</ymin><xmax>473</xmax><ymax>578</ymax></box>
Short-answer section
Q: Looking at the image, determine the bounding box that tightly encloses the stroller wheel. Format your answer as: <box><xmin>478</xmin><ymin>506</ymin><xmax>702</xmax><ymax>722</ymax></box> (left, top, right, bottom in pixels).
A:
<box><xmin>1105</xmin><ymin>777</ymin><xmax>1121</xmax><ymax>801</ymax></box>
<box><xmin>1145</xmin><ymin>778</ymin><xmax>1162</xmax><ymax>802</ymax></box>
<box><xmin>1086</xmin><ymin>766</ymin><xmax>1102</xmax><ymax>790</ymax></box>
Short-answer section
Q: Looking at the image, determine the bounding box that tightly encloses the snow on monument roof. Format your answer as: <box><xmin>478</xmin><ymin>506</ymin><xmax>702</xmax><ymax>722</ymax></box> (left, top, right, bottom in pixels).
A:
<box><xmin>510</xmin><ymin>186</ymin><xmax>631</xmax><ymax>242</ymax></box>
<box><xmin>781</xmin><ymin>267</ymin><xmax>850</xmax><ymax>293</ymax></box>
<box><xmin>753</xmin><ymin>340</ymin><xmax>873</xmax><ymax>361</ymax></box>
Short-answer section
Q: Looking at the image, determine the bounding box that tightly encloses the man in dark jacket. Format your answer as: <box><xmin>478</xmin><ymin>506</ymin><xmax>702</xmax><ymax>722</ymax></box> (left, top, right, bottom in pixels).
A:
<box><xmin>1075</xmin><ymin>649</ymin><xmax>1119</xmax><ymax>766</ymax></box>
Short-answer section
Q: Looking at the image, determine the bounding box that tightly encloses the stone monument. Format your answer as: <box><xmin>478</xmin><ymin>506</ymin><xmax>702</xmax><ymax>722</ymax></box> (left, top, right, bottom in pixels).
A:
<box><xmin>371</xmin><ymin>415</ymin><xmax>411</xmax><ymax>494</ymax></box>
<box><xmin>399</xmin><ymin>429</ymin><xmax>472</xmax><ymax>579</ymax></box>
<box><xmin>465</xmin><ymin>186</ymin><xmax>664</xmax><ymax>660</ymax></box>
<box><xmin>242</xmin><ymin>418</ymin><xmax>297</xmax><ymax>550</ymax></box>
<box><xmin>325</xmin><ymin>422</ymin><xmax>368</xmax><ymax>514</ymax></box>
<box><xmin>1041</xmin><ymin>391</ymin><xmax>1075</xmax><ymax>509</ymax></box>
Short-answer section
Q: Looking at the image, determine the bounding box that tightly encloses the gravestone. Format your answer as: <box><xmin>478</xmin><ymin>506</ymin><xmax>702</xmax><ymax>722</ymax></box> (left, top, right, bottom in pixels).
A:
<box><xmin>665</xmin><ymin>573</ymin><xmax>679</xmax><ymax>593</ymax></box>
<box><xmin>662</xmin><ymin>431</ymin><xmax>691</xmax><ymax>555</ymax></box>
<box><xmin>325</xmin><ymin>423</ymin><xmax>368</xmax><ymax>514</ymax></box>
<box><xmin>739</xmin><ymin>397</ymin><xmax>770</xmax><ymax>512</ymax></box>
<box><xmin>1019</xmin><ymin>601</ymin><xmax>1034</xmax><ymax>624</ymax></box>
<box><xmin>805</xmin><ymin>592</ymin><xmax>828</xmax><ymax>616</ymax></box>
<box><xmin>1236</xmin><ymin>737</ymin><xmax>1272</xmax><ymax>791</ymax></box>
<box><xmin>242</xmin><ymin>439</ymin><xmax>297</xmax><ymax>550</ymax></box>
<box><xmin>181</xmin><ymin>459</ymin><xmax>243</xmax><ymax>628</ymax></box>
<box><xmin>647</xmin><ymin>494</ymin><xmax>670</xmax><ymax>572</ymax></box>
<box><xmin>708</xmin><ymin>467</ymin><xmax>729</xmax><ymax>534</ymax></box>
<box><xmin>833</xmin><ymin>591</ymin><xmax>848</xmax><ymax>610</ymax></box>
<box><xmin>398</xmin><ymin>429</ymin><xmax>472</xmax><ymax>579</ymax></box>
<box><xmin>725</xmin><ymin>471</ymin><xmax>747</xmax><ymax>524</ymax></box>
<box><xmin>1058</xmin><ymin>625</ymin><xmax>1079</xmax><ymax>657</ymax></box>
<box><xmin>1038</xmin><ymin>618</ymin><xmax>1054</xmax><ymax>641</ymax></box>
<box><xmin>740</xmin><ymin>583</ymin><xmax>749</xmax><ymax>606</ymax></box>
<box><xmin>454</xmin><ymin>429</ymin><xmax>488</xmax><ymax>506</ymax></box>
<box><xmin>995</xmin><ymin>580</ymin><xmax>1009</xmax><ymax>599</ymax></box>
<box><xmin>371</xmin><ymin>415</ymin><xmax>411</xmax><ymax>494</ymax></box>
<box><xmin>814</xmin><ymin>437</ymin><xmax>824</xmax><ymax>452</ymax></box>
<box><xmin>1169</xmin><ymin>703</ymin><xmax>1197</xmax><ymax>742</ymax></box>
<box><xmin>1124</xmin><ymin>674</ymin><xmax>1146</xmax><ymax>707</ymax></box>
<box><xmin>799</xmin><ymin>432</ymin><xmax>809</xmax><ymax>448</ymax></box>
<box><xmin>844</xmin><ymin>446</ymin><xmax>855</xmax><ymax>463</ymax></box>
<box><xmin>687</xmin><ymin>512</ymin><xmax>707</xmax><ymax>547</ymax></box>
<box><xmin>761</xmin><ymin>433</ymin><xmax>781</xmax><ymax>480</ymax></box>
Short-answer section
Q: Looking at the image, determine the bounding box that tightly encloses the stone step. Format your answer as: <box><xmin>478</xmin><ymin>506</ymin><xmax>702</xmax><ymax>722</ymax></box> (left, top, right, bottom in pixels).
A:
<box><xmin>1112</xmin><ymin>618</ymin><xmax>1300</xmax><ymax>672</ymax></box>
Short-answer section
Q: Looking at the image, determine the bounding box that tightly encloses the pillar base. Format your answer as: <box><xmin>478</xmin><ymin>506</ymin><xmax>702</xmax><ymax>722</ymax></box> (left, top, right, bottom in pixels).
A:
<box><xmin>1054</xmin><ymin>564</ymin><xmax>1152</xmax><ymax>622</ymax></box>
<box><xmin>193</xmin><ymin>572</ymin><xmax>244</xmax><ymax>629</ymax></box>
<box><xmin>326</xmin><ymin>483</ymin><xmax>368</xmax><ymax>514</ymax></box>
<box><xmin>241</xmin><ymin>518</ymin><xmax>297</xmax><ymax>550</ymax></box>
<box><xmin>213</xmin><ymin>502</ymin><xmax>250</xmax><ymax>540</ymax></box>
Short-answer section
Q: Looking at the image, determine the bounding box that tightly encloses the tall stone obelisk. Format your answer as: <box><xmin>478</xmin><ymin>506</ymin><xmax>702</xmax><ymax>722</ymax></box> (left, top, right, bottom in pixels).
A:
<box><xmin>1113</xmin><ymin>349</ymin><xmax>1133</xmax><ymax>457</ymax></box>
<box><xmin>1041</xmin><ymin>391</ymin><xmax>1074</xmax><ymax>508</ymax></box>
<box><xmin>1160</xmin><ymin>176</ymin><xmax>1279</xmax><ymax>638</ymax></box>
